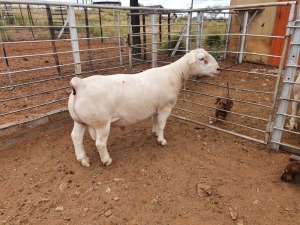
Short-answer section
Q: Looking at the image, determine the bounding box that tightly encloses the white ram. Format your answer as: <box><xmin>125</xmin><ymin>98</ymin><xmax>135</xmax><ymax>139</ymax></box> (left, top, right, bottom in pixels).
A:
<box><xmin>288</xmin><ymin>74</ymin><xmax>300</xmax><ymax>130</ymax></box>
<box><xmin>68</xmin><ymin>48</ymin><xmax>220</xmax><ymax>167</ymax></box>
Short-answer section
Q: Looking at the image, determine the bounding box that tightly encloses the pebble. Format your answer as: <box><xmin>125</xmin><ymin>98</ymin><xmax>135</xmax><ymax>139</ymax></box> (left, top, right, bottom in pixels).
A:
<box><xmin>55</xmin><ymin>206</ymin><xmax>64</xmax><ymax>211</ymax></box>
<box><xmin>104</xmin><ymin>209</ymin><xmax>112</xmax><ymax>217</ymax></box>
<box><xmin>59</xmin><ymin>183</ymin><xmax>68</xmax><ymax>192</ymax></box>
<box><xmin>106</xmin><ymin>187</ymin><xmax>111</xmax><ymax>193</ymax></box>
<box><xmin>237</xmin><ymin>219</ymin><xmax>244</xmax><ymax>225</ymax></box>
<box><xmin>113</xmin><ymin>178</ymin><xmax>124</xmax><ymax>183</ymax></box>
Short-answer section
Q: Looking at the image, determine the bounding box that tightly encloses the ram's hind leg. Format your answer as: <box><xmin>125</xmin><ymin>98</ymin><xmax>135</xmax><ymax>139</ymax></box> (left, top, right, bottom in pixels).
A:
<box><xmin>156</xmin><ymin>106</ymin><xmax>173</xmax><ymax>146</ymax></box>
<box><xmin>95</xmin><ymin>122</ymin><xmax>112</xmax><ymax>166</ymax></box>
<box><xmin>152</xmin><ymin>113</ymin><xmax>159</xmax><ymax>137</ymax></box>
<box><xmin>71</xmin><ymin>122</ymin><xmax>90</xmax><ymax>167</ymax></box>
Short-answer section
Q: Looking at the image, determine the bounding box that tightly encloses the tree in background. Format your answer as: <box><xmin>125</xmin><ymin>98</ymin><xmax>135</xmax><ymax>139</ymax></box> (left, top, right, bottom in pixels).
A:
<box><xmin>130</xmin><ymin>0</ymin><xmax>141</xmax><ymax>58</ymax></box>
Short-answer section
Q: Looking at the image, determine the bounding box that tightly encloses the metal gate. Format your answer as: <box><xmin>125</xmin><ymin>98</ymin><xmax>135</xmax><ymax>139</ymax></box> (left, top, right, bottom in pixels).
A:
<box><xmin>0</xmin><ymin>1</ymin><xmax>299</xmax><ymax>154</ymax></box>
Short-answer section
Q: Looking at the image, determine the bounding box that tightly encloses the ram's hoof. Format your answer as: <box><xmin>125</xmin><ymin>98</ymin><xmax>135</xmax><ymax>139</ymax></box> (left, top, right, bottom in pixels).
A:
<box><xmin>102</xmin><ymin>157</ymin><xmax>112</xmax><ymax>166</ymax></box>
<box><xmin>158</xmin><ymin>139</ymin><xmax>167</xmax><ymax>146</ymax></box>
<box><xmin>79</xmin><ymin>157</ymin><xmax>90</xmax><ymax>167</ymax></box>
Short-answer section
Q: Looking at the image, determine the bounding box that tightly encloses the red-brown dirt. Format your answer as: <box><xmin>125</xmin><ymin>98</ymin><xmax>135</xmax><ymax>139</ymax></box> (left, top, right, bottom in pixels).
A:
<box><xmin>0</xmin><ymin>35</ymin><xmax>299</xmax><ymax>225</ymax></box>
<box><xmin>0</xmin><ymin>117</ymin><xmax>299</xmax><ymax>225</ymax></box>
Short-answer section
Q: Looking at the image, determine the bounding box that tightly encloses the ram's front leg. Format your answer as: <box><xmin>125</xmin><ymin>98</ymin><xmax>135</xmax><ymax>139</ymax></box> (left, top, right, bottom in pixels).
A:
<box><xmin>156</xmin><ymin>107</ymin><xmax>173</xmax><ymax>146</ymax></box>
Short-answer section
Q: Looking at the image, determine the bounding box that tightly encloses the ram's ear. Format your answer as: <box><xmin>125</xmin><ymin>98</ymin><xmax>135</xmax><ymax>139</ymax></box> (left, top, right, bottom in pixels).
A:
<box><xmin>197</xmin><ymin>51</ymin><xmax>206</xmax><ymax>62</ymax></box>
<box><xmin>188</xmin><ymin>50</ymin><xmax>197</xmax><ymax>65</ymax></box>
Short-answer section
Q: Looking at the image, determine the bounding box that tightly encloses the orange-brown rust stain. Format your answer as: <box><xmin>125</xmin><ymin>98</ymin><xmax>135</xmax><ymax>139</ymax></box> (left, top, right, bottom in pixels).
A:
<box><xmin>269</xmin><ymin>0</ymin><xmax>300</xmax><ymax>66</ymax></box>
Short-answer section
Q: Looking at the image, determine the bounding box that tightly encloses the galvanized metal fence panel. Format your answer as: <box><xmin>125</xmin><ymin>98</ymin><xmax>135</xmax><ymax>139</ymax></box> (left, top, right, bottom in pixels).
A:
<box><xmin>0</xmin><ymin>1</ymin><xmax>299</xmax><ymax>154</ymax></box>
<box><xmin>271</xmin><ymin>4</ymin><xmax>300</xmax><ymax>153</ymax></box>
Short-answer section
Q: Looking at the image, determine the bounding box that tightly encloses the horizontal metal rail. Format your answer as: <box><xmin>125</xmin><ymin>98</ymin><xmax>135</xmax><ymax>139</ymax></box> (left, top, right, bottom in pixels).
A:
<box><xmin>3</xmin><ymin>1</ymin><xmax>296</xmax><ymax>12</ymax></box>
<box><xmin>171</xmin><ymin>114</ymin><xmax>266</xmax><ymax>144</ymax></box>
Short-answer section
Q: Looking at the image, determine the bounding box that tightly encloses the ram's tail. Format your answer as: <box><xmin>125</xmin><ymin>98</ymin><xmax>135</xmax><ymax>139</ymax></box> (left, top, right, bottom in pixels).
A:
<box><xmin>70</xmin><ymin>77</ymin><xmax>84</xmax><ymax>95</ymax></box>
<box><xmin>69</xmin><ymin>77</ymin><xmax>85</xmax><ymax>124</ymax></box>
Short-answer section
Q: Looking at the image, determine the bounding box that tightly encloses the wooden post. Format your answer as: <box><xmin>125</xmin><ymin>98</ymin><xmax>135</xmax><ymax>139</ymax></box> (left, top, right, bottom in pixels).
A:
<box><xmin>98</xmin><ymin>9</ymin><xmax>103</xmax><ymax>42</ymax></box>
<box><xmin>46</xmin><ymin>5</ymin><xmax>62</xmax><ymax>76</ymax></box>
<box><xmin>84</xmin><ymin>8</ymin><xmax>94</xmax><ymax>71</ymax></box>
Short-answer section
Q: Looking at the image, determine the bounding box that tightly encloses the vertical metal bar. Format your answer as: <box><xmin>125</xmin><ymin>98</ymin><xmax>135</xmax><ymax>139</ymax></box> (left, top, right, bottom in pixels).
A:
<box><xmin>142</xmin><ymin>14</ymin><xmax>146</xmax><ymax>60</ymax></box>
<box><xmin>46</xmin><ymin>5</ymin><xmax>62</xmax><ymax>76</ymax></box>
<box><xmin>159</xmin><ymin>14</ymin><xmax>162</xmax><ymax>44</ymax></box>
<box><xmin>224</xmin><ymin>13</ymin><xmax>232</xmax><ymax>60</ymax></box>
<box><xmin>238</xmin><ymin>10</ymin><xmax>248</xmax><ymax>64</ymax></box>
<box><xmin>27</xmin><ymin>5</ymin><xmax>35</xmax><ymax>40</ymax></box>
<box><xmin>84</xmin><ymin>7</ymin><xmax>93</xmax><ymax>71</ymax></box>
<box><xmin>68</xmin><ymin>5</ymin><xmax>82</xmax><ymax>76</ymax></box>
<box><xmin>151</xmin><ymin>13</ymin><xmax>157</xmax><ymax>68</ymax></box>
<box><xmin>0</xmin><ymin>34</ymin><xmax>13</xmax><ymax>86</ymax></box>
<box><xmin>196</xmin><ymin>12</ymin><xmax>203</xmax><ymax>48</ymax></box>
<box><xmin>126</xmin><ymin>13</ymin><xmax>132</xmax><ymax>73</ymax></box>
<box><xmin>185</xmin><ymin>12</ymin><xmax>192</xmax><ymax>52</ymax></box>
<box><xmin>98</xmin><ymin>8</ymin><xmax>103</xmax><ymax>42</ymax></box>
<box><xmin>183</xmin><ymin>12</ymin><xmax>192</xmax><ymax>118</ymax></box>
<box><xmin>167</xmin><ymin>13</ymin><xmax>170</xmax><ymax>51</ymax></box>
<box><xmin>59</xmin><ymin>6</ymin><xmax>65</xmax><ymax>24</ymax></box>
<box><xmin>19</xmin><ymin>4</ymin><xmax>25</xmax><ymax>25</ymax></box>
<box><xmin>117</xmin><ymin>11</ymin><xmax>123</xmax><ymax>65</ymax></box>
<box><xmin>270</xmin><ymin>3</ymin><xmax>300</xmax><ymax>150</ymax></box>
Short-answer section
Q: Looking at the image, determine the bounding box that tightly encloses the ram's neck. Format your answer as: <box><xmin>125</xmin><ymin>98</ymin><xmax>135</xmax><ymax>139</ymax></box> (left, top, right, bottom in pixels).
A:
<box><xmin>169</xmin><ymin>54</ymin><xmax>191</xmax><ymax>83</ymax></box>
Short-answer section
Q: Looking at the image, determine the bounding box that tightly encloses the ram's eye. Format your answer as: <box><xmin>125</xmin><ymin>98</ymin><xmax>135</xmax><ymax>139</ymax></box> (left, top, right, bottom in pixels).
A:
<box><xmin>199</xmin><ymin>58</ymin><xmax>204</xmax><ymax>61</ymax></box>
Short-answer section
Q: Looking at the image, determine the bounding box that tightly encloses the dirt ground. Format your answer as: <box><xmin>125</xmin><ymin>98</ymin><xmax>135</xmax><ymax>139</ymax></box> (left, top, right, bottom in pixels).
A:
<box><xmin>1</xmin><ymin>30</ymin><xmax>300</xmax><ymax>225</ymax></box>
<box><xmin>0</xmin><ymin>116</ymin><xmax>299</xmax><ymax>225</ymax></box>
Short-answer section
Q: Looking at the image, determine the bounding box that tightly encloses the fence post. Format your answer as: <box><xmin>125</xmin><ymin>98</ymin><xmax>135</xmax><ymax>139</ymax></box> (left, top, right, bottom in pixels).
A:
<box><xmin>126</xmin><ymin>13</ymin><xmax>132</xmax><ymax>73</ymax></box>
<box><xmin>68</xmin><ymin>5</ymin><xmax>82</xmax><ymax>76</ymax></box>
<box><xmin>196</xmin><ymin>12</ymin><xmax>203</xmax><ymax>48</ymax></box>
<box><xmin>98</xmin><ymin>9</ymin><xmax>103</xmax><ymax>42</ymax></box>
<box><xmin>270</xmin><ymin>3</ymin><xmax>300</xmax><ymax>150</ymax></box>
<box><xmin>224</xmin><ymin>13</ymin><xmax>232</xmax><ymax>60</ymax></box>
<box><xmin>117</xmin><ymin>12</ymin><xmax>123</xmax><ymax>65</ymax></box>
<box><xmin>45</xmin><ymin>5</ymin><xmax>62</xmax><ymax>77</ymax></box>
<box><xmin>84</xmin><ymin>7</ymin><xmax>94</xmax><ymax>71</ymax></box>
<box><xmin>185</xmin><ymin>12</ymin><xmax>192</xmax><ymax>52</ymax></box>
<box><xmin>238</xmin><ymin>10</ymin><xmax>248</xmax><ymax>64</ymax></box>
<box><xmin>151</xmin><ymin>13</ymin><xmax>157</xmax><ymax>68</ymax></box>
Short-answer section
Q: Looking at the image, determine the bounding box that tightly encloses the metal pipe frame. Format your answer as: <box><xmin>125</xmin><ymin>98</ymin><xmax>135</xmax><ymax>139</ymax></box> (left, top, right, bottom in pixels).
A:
<box><xmin>270</xmin><ymin>2</ymin><xmax>300</xmax><ymax>150</ymax></box>
<box><xmin>2</xmin><ymin>1</ymin><xmax>296</xmax><ymax>13</ymax></box>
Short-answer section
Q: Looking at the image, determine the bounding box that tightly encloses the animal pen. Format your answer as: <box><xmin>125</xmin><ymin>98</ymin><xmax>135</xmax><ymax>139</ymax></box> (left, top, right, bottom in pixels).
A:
<box><xmin>0</xmin><ymin>1</ymin><xmax>299</xmax><ymax>155</ymax></box>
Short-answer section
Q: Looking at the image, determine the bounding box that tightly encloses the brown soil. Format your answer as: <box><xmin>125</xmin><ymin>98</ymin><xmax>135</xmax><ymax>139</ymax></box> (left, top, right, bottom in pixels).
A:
<box><xmin>1</xmin><ymin>117</ymin><xmax>299</xmax><ymax>225</ymax></box>
<box><xmin>1</xmin><ymin>34</ymin><xmax>299</xmax><ymax>225</ymax></box>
